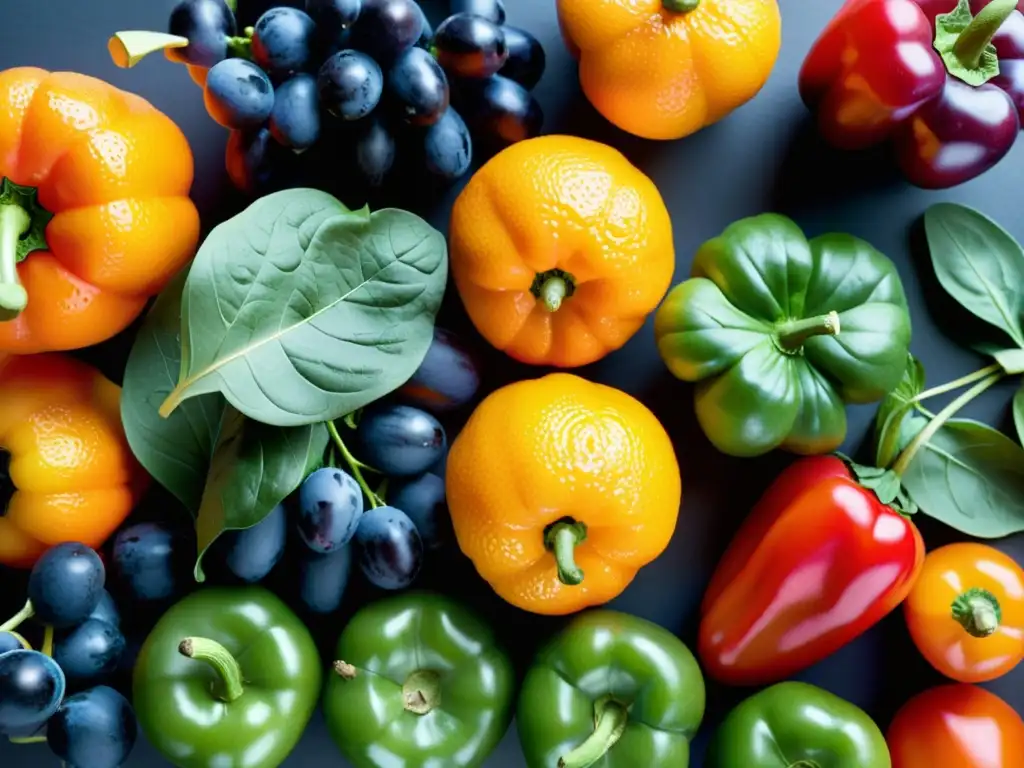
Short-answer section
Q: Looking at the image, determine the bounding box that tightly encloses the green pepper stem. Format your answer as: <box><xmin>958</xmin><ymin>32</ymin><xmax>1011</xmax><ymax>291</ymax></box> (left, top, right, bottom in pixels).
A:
<box><xmin>333</xmin><ymin>660</ymin><xmax>358</xmax><ymax>680</ymax></box>
<box><xmin>952</xmin><ymin>587</ymin><xmax>1002</xmax><ymax>638</ymax></box>
<box><xmin>663</xmin><ymin>0</ymin><xmax>699</xmax><ymax>11</ymax></box>
<box><xmin>107</xmin><ymin>31</ymin><xmax>189</xmax><ymax>68</ymax></box>
<box><xmin>954</xmin><ymin>0</ymin><xmax>1017</xmax><ymax>69</ymax></box>
<box><xmin>0</xmin><ymin>600</ymin><xmax>34</xmax><ymax>633</ymax></box>
<box><xmin>0</xmin><ymin>205</ymin><xmax>30</xmax><ymax>321</ymax></box>
<box><xmin>544</xmin><ymin>520</ymin><xmax>587</xmax><ymax>586</ymax></box>
<box><xmin>179</xmin><ymin>637</ymin><xmax>245</xmax><ymax>702</ymax></box>
<box><xmin>402</xmin><ymin>669</ymin><xmax>442</xmax><ymax>715</ymax></box>
<box><xmin>775</xmin><ymin>311</ymin><xmax>841</xmax><ymax>351</ymax></box>
<box><xmin>558</xmin><ymin>699</ymin><xmax>629</xmax><ymax>768</ymax></box>
<box><xmin>327</xmin><ymin>420</ymin><xmax>383</xmax><ymax>509</ymax></box>
<box><xmin>540</xmin><ymin>277</ymin><xmax>568</xmax><ymax>312</ymax></box>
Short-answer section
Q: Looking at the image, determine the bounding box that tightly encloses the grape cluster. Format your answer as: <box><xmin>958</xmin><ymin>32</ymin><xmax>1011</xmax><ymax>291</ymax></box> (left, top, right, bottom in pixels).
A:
<box><xmin>153</xmin><ymin>0</ymin><xmax>545</xmax><ymax>195</ymax></box>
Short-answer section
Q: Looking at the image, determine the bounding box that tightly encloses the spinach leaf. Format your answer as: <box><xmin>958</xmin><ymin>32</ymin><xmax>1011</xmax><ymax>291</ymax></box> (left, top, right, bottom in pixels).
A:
<box><xmin>161</xmin><ymin>188</ymin><xmax>448</xmax><ymax>427</ymax></box>
<box><xmin>194</xmin><ymin>406</ymin><xmax>328</xmax><ymax>580</ymax></box>
<box><xmin>874</xmin><ymin>353</ymin><xmax>926</xmax><ymax>467</ymax></box>
<box><xmin>1015</xmin><ymin>385</ymin><xmax>1024</xmax><ymax>446</ymax></box>
<box><xmin>923</xmin><ymin>203</ymin><xmax>1024</xmax><ymax>348</ymax></box>
<box><xmin>901</xmin><ymin>417</ymin><xmax>1024</xmax><ymax>537</ymax></box>
<box><xmin>993</xmin><ymin>348</ymin><xmax>1024</xmax><ymax>375</ymax></box>
<box><xmin>120</xmin><ymin>269</ymin><xmax>225</xmax><ymax>514</ymax></box>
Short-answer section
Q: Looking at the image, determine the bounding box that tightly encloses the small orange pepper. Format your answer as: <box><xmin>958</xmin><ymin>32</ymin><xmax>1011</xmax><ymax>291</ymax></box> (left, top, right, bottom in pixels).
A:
<box><xmin>0</xmin><ymin>353</ymin><xmax>149</xmax><ymax>568</ymax></box>
<box><xmin>903</xmin><ymin>542</ymin><xmax>1024</xmax><ymax>683</ymax></box>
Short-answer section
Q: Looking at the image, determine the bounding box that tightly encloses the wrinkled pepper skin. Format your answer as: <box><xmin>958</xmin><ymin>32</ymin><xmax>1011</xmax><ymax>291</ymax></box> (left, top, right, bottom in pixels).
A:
<box><xmin>799</xmin><ymin>0</ymin><xmax>1024</xmax><ymax>189</ymax></box>
<box><xmin>517</xmin><ymin>610</ymin><xmax>705</xmax><ymax>768</ymax></box>
<box><xmin>698</xmin><ymin>455</ymin><xmax>925</xmax><ymax>686</ymax></box>
<box><xmin>323</xmin><ymin>591</ymin><xmax>515</xmax><ymax>768</ymax></box>
<box><xmin>0</xmin><ymin>354</ymin><xmax>148</xmax><ymax>568</ymax></box>
<box><xmin>0</xmin><ymin>67</ymin><xmax>200</xmax><ymax>352</ymax></box>
<box><xmin>705</xmin><ymin>682</ymin><xmax>892</xmax><ymax>767</ymax></box>
<box><xmin>654</xmin><ymin>213</ymin><xmax>911</xmax><ymax>458</ymax></box>
<box><xmin>133</xmin><ymin>587</ymin><xmax>322</xmax><ymax>768</ymax></box>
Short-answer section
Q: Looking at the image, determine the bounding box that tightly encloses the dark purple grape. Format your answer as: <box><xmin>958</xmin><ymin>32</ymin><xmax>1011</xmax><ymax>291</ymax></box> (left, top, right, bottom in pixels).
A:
<box><xmin>450</xmin><ymin>0</ymin><xmax>505</xmax><ymax>23</ymax></box>
<box><xmin>455</xmin><ymin>75</ymin><xmax>542</xmax><ymax>148</ymax></box>
<box><xmin>415</xmin><ymin>4</ymin><xmax>434</xmax><ymax>48</ymax></box>
<box><xmin>298</xmin><ymin>545</ymin><xmax>353</xmax><ymax>614</ymax></box>
<box><xmin>499</xmin><ymin>25</ymin><xmax>545</xmax><ymax>90</ymax></box>
<box><xmin>298</xmin><ymin>468</ymin><xmax>365</xmax><ymax>553</ymax></box>
<box><xmin>110</xmin><ymin>522</ymin><xmax>192</xmax><ymax>604</ymax></box>
<box><xmin>0</xmin><ymin>650</ymin><xmax>66</xmax><ymax>733</ymax></box>
<box><xmin>204</xmin><ymin>58</ymin><xmax>274</xmax><ymax>129</ymax></box>
<box><xmin>355</xmin><ymin>507</ymin><xmax>423</xmax><ymax>589</ymax></box>
<box><xmin>219</xmin><ymin>502</ymin><xmax>288</xmax><ymax>582</ymax></box>
<box><xmin>355</xmin><ymin>404</ymin><xmax>447</xmax><ymax>477</ymax></box>
<box><xmin>349</xmin><ymin>0</ymin><xmax>424</xmax><ymax>63</ymax></box>
<box><xmin>251</xmin><ymin>7</ymin><xmax>317</xmax><ymax>77</ymax></box>
<box><xmin>422</xmin><ymin>108</ymin><xmax>472</xmax><ymax>180</ymax></box>
<box><xmin>387</xmin><ymin>472</ymin><xmax>449</xmax><ymax>551</ymax></box>
<box><xmin>53</xmin><ymin>620</ymin><xmax>125</xmax><ymax>685</ymax></box>
<box><xmin>353</xmin><ymin>117</ymin><xmax>398</xmax><ymax>186</ymax></box>
<box><xmin>306</xmin><ymin>0</ymin><xmax>362</xmax><ymax>42</ymax></box>
<box><xmin>399</xmin><ymin>327</ymin><xmax>480</xmax><ymax>411</ymax></box>
<box><xmin>28</xmin><ymin>542</ymin><xmax>105</xmax><ymax>629</ymax></box>
<box><xmin>269</xmin><ymin>73</ymin><xmax>321</xmax><ymax>148</ymax></box>
<box><xmin>167</xmin><ymin>0</ymin><xmax>237</xmax><ymax>67</ymax></box>
<box><xmin>86</xmin><ymin>591</ymin><xmax>120</xmax><ymax>630</ymax></box>
<box><xmin>387</xmin><ymin>46</ymin><xmax>449</xmax><ymax>125</ymax></box>
<box><xmin>0</xmin><ymin>632</ymin><xmax>24</xmax><ymax>655</ymax></box>
<box><xmin>432</xmin><ymin>13</ymin><xmax>507</xmax><ymax>79</ymax></box>
<box><xmin>226</xmin><ymin>127</ymin><xmax>296</xmax><ymax>195</ymax></box>
<box><xmin>47</xmin><ymin>686</ymin><xmax>137</xmax><ymax>768</ymax></box>
<box><xmin>318</xmin><ymin>49</ymin><xmax>384</xmax><ymax>119</ymax></box>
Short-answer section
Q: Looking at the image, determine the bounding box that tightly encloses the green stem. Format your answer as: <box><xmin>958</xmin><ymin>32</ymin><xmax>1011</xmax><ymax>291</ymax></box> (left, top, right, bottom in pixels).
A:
<box><xmin>558</xmin><ymin>698</ymin><xmax>629</xmax><ymax>768</ymax></box>
<box><xmin>8</xmin><ymin>736</ymin><xmax>47</xmax><ymax>744</ymax></box>
<box><xmin>225</xmin><ymin>0</ymin><xmax>238</xmax><ymax>12</ymax></box>
<box><xmin>953</xmin><ymin>0</ymin><xmax>1018</xmax><ymax>69</ymax></box>
<box><xmin>952</xmin><ymin>587</ymin><xmax>1002</xmax><ymax>638</ymax></box>
<box><xmin>775</xmin><ymin>311</ymin><xmax>841</xmax><ymax>352</ymax></box>
<box><xmin>41</xmin><ymin>626</ymin><xmax>53</xmax><ymax>658</ymax></box>
<box><xmin>0</xmin><ymin>600</ymin><xmax>34</xmax><ymax>633</ymax></box>
<box><xmin>327</xmin><ymin>421</ymin><xmax>382</xmax><ymax>509</ymax></box>
<box><xmin>402</xmin><ymin>669</ymin><xmax>442</xmax><ymax>715</ymax></box>
<box><xmin>891</xmin><ymin>371</ymin><xmax>1004</xmax><ymax>477</ymax></box>
<box><xmin>0</xmin><ymin>205</ymin><xmax>30</xmax><ymax>321</ymax></box>
<box><xmin>911</xmin><ymin>363</ymin><xmax>1002</xmax><ymax>404</ymax></box>
<box><xmin>540</xmin><ymin>277</ymin><xmax>567</xmax><ymax>312</ymax></box>
<box><xmin>107</xmin><ymin>31</ymin><xmax>189</xmax><ymax>68</ymax></box>
<box><xmin>543</xmin><ymin>519</ymin><xmax>587</xmax><ymax>586</ymax></box>
<box><xmin>178</xmin><ymin>637</ymin><xmax>245</xmax><ymax>702</ymax></box>
<box><xmin>663</xmin><ymin>0</ymin><xmax>700</xmax><ymax>11</ymax></box>
<box><xmin>227</xmin><ymin>35</ymin><xmax>252</xmax><ymax>60</ymax></box>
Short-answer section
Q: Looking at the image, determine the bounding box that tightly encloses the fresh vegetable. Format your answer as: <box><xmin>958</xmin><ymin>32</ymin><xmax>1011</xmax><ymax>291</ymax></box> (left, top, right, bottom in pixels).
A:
<box><xmin>704</xmin><ymin>682</ymin><xmax>891</xmax><ymax>767</ymax></box>
<box><xmin>800</xmin><ymin>0</ymin><xmax>1024</xmax><ymax>189</ymax></box>
<box><xmin>654</xmin><ymin>213</ymin><xmax>912</xmax><ymax>458</ymax></box>
<box><xmin>297</xmin><ymin>467</ymin><xmax>365</xmax><ymax>553</ymax></box>
<box><xmin>324</xmin><ymin>591</ymin><xmax>515</xmax><ymax>768</ymax></box>
<box><xmin>903</xmin><ymin>542</ymin><xmax>1024</xmax><ymax>682</ymax></box>
<box><xmin>53</xmin><ymin>619</ymin><xmax>126</xmax><ymax>684</ymax></box>
<box><xmin>887</xmin><ymin>684</ymin><xmax>1024</xmax><ymax>766</ymax></box>
<box><xmin>353</xmin><ymin>404</ymin><xmax>447</xmax><ymax>477</ymax></box>
<box><xmin>449</xmin><ymin>136</ymin><xmax>675</xmax><ymax>367</ymax></box>
<box><xmin>556</xmin><ymin>0</ymin><xmax>781</xmax><ymax>140</ymax></box>
<box><xmin>0</xmin><ymin>354</ymin><xmax>148</xmax><ymax>567</ymax></box>
<box><xmin>698</xmin><ymin>455</ymin><xmax>924</xmax><ymax>685</ymax></box>
<box><xmin>387</xmin><ymin>472</ymin><xmax>448</xmax><ymax>550</ymax></box>
<box><xmin>46</xmin><ymin>686</ymin><xmax>137</xmax><ymax>768</ymax></box>
<box><xmin>354</xmin><ymin>506</ymin><xmax>424</xmax><ymax>589</ymax></box>
<box><xmin>217</xmin><ymin>501</ymin><xmax>289</xmax><ymax>583</ymax></box>
<box><xmin>110</xmin><ymin>522</ymin><xmax>193</xmax><ymax>603</ymax></box>
<box><xmin>433</xmin><ymin>14</ymin><xmax>508</xmax><ymax>79</ymax></box>
<box><xmin>204</xmin><ymin>58</ymin><xmax>275</xmax><ymax>129</ymax></box>
<box><xmin>0</xmin><ymin>650</ymin><xmax>66</xmax><ymax>733</ymax></box>
<box><xmin>297</xmin><ymin>545</ymin><xmax>353</xmax><ymax>613</ymax></box>
<box><xmin>133</xmin><ymin>586</ymin><xmax>321</xmax><ymax>768</ymax></box>
<box><xmin>447</xmin><ymin>373</ymin><xmax>681</xmax><ymax>615</ymax></box>
<box><xmin>10</xmin><ymin>542</ymin><xmax>107</xmax><ymax>630</ymax></box>
<box><xmin>517</xmin><ymin>610</ymin><xmax>705</xmax><ymax>768</ymax></box>
<box><xmin>0</xmin><ymin>67</ymin><xmax>200</xmax><ymax>353</ymax></box>
<box><xmin>398</xmin><ymin>327</ymin><xmax>480</xmax><ymax>412</ymax></box>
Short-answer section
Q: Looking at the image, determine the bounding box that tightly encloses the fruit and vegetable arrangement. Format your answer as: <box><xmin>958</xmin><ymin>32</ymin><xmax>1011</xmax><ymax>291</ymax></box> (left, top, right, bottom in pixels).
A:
<box><xmin>3</xmin><ymin>0</ymin><xmax>1024</xmax><ymax>766</ymax></box>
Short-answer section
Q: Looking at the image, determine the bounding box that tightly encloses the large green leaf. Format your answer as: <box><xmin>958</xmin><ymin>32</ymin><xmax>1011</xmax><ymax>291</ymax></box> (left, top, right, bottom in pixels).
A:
<box><xmin>161</xmin><ymin>188</ymin><xmax>448</xmax><ymax>427</ymax></box>
<box><xmin>120</xmin><ymin>269</ymin><xmax>225</xmax><ymax>514</ymax></box>
<box><xmin>194</xmin><ymin>406</ymin><xmax>328</xmax><ymax>580</ymax></box>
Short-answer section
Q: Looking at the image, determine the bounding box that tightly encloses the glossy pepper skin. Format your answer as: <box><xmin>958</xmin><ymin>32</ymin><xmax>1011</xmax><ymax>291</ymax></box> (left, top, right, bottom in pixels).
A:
<box><xmin>705</xmin><ymin>682</ymin><xmax>892</xmax><ymax>767</ymax></box>
<box><xmin>0</xmin><ymin>67</ymin><xmax>200</xmax><ymax>353</ymax></box>
<box><xmin>0</xmin><ymin>354</ymin><xmax>148</xmax><ymax>568</ymax></box>
<box><xmin>903</xmin><ymin>542</ymin><xmax>1024</xmax><ymax>682</ymax></box>
<box><xmin>799</xmin><ymin>0</ymin><xmax>1024</xmax><ymax>189</ymax></box>
<box><xmin>133</xmin><ymin>587</ymin><xmax>322</xmax><ymax>768</ymax></box>
<box><xmin>517</xmin><ymin>610</ymin><xmax>705</xmax><ymax>768</ymax></box>
<box><xmin>323</xmin><ymin>591</ymin><xmax>515</xmax><ymax>768</ymax></box>
<box><xmin>698</xmin><ymin>455</ymin><xmax>925</xmax><ymax>686</ymax></box>
<box><xmin>654</xmin><ymin>213</ymin><xmax>912</xmax><ymax>458</ymax></box>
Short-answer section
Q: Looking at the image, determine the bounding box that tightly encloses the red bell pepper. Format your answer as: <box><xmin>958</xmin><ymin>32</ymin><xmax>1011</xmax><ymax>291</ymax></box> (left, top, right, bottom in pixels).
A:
<box><xmin>799</xmin><ymin>0</ymin><xmax>1024</xmax><ymax>189</ymax></box>
<box><xmin>698</xmin><ymin>455</ymin><xmax>925</xmax><ymax>686</ymax></box>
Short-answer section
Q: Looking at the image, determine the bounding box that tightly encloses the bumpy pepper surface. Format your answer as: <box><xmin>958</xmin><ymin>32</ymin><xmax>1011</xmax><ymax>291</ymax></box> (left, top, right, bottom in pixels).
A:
<box><xmin>0</xmin><ymin>353</ymin><xmax>148</xmax><ymax>568</ymax></box>
<box><xmin>517</xmin><ymin>610</ymin><xmax>705</xmax><ymax>768</ymax></box>
<box><xmin>0</xmin><ymin>67</ymin><xmax>199</xmax><ymax>353</ymax></box>
<box><xmin>555</xmin><ymin>0</ymin><xmax>781</xmax><ymax>140</ymax></box>
<box><xmin>654</xmin><ymin>213</ymin><xmax>912</xmax><ymax>458</ymax></box>
<box><xmin>133</xmin><ymin>586</ymin><xmax>322</xmax><ymax>768</ymax></box>
<box><xmin>323</xmin><ymin>591</ymin><xmax>515</xmax><ymax>768</ymax></box>
<box><xmin>800</xmin><ymin>0</ymin><xmax>1024</xmax><ymax>189</ymax></box>
<box><xmin>698</xmin><ymin>455</ymin><xmax>925</xmax><ymax>685</ymax></box>
<box><xmin>704</xmin><ymin>682</ymin><xmax>892</xmax><ymax>767</ymax></box>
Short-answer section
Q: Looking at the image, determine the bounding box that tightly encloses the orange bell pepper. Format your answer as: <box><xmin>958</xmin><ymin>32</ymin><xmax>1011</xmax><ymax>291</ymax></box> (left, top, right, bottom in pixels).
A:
<box><xmin>556</xmin><ymin>0</ymin><xmax>782</xmax><ymax>140</ymax></box>
<box><xmin>0</xmin><ymin>353</ymin><xmax>149</xmax><ymax>568</ymax></box>
<box><xmin>0</xmin><ymin>67</ymin><xmax>200</xmax><ymax>353</ymax></box>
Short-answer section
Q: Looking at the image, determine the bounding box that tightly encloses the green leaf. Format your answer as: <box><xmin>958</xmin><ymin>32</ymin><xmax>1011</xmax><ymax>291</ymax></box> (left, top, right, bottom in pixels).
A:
<box><xmin>933</xmin><ymin>0</ymin><xmax>1004</xmax><ymax>87</ymax></box>
<box><xmin>1014</xmin><ymin>385</ymin><xmax>1024</xmax><ymax>446</ymax></box>
<box><xmin>162</xmin><ymin>189</ymin><xmax>448</xmax><ymax>427</ymax></box>
<box><xmin>923</xmin><ymin>203</ymin><xmax>1024</xmax><ymax>348</ymax></box>
<box><xmin>194</xmin><ymin>406</ymin><xmax>328</xmax><ymax>581</ymax></box>
<box><xmin>120</xmin><ymin>269</ymin><xmax>225</xmax><ymax>514</ymax></box>
<box><xmin>901</xmin><ymin>418</ymin><xmax>1024</xmax><ymax>538</ymax></box>
<box><xmin>993</xmin><ymin>347</ymin><xmax>1024</xmax><ymax>375</ymax></box>
<box><xmin>874</xmin><ymin>353</ymin><xmax>926</xmax><ymax>467</ymax></box>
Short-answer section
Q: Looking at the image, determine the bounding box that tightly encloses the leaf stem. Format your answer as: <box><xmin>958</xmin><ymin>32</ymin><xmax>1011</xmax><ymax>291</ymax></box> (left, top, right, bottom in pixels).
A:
<box><xmin>0</xmin><ymin>600</ymin><xmax>34</xmax><ymax>633</ymax></box>
<box><xmin>892</xmin><ymin>371</ymin><xmax>1005</xmax><ymax>477</ymax></box>
<box><xmin>327</xmin><ymin>421</ymin><xmax>383</xmax><ymax>508</ymax></box>
<box><xmin>911</xmin><ymin>363</ymin><xmax>1002</xmax><ymax>404</ymax></box>
<box><xmin>41</xmin><ymin>626</ymin><xmax>53</xmax><ymax>658</ymax></box>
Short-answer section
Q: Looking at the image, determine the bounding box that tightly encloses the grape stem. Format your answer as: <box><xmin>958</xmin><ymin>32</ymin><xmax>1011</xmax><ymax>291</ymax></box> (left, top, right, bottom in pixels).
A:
<box><xmin>327</xmin><ymin>420</ymin><xmax>384</xmax><ymax>509</ymax></box>
<box><xmin>41</xmin><ymin>626</ymin><xmax>53</xmax><ymax>658</ymax></box>
<box><xmin>0</xmin><ymin>600</ymin><xmax>34</xmax><ymax>633</ymax></box>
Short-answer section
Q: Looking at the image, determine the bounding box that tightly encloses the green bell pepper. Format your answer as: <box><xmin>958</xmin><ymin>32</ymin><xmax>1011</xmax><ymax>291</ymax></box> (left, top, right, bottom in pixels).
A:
<box><xmin>132</xmin><ymin>586</ymin><xmax>322</xmax><ymax>768</ymax></box>
<box><xmin>517</xmin><ymin>610</ymin><xmax>705</xmax><ymax>768</ymax></box>
<box><xmin>654</xmin><ymin>213</ymin><xmax>911</xmax><ymax>458</ymax></box>
<box><xmin>323</xmin><ymin>591</ymin><xmax>515</xmax><ymax>768</ymax></box>
<box><xmin>705</xmin><ymin>681</ymin><xmax>891</xmax><ymax>767</ymax></box>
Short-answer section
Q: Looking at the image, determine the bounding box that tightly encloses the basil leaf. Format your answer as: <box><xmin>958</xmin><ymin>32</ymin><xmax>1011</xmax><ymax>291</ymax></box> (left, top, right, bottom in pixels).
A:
<box><xmin>923</xmin><ymin>203</ymin><xmax>1024</xmax><ymax>348</ymax></box>
<box><xmin>194</xmin><ymin>406</ymin><xmax>328</xmax><ymax>581</ymax></box>
<box><xmin>874</xmin><ymin>353</ymin><xmax>926</xmax><ymax>467</ymax></box>
<box><xmin>1015</xmin><ymin>385</ymin><xmax>1024</xmax><ymax>446</ymax></box>
<box><xmin>120</xmin><ymin>269</ymin><xmax>225</xmax><ymax>514</ymax></box>
<box><xmin>993</xmin><ymin>348</ymin><xmax>1024</xmax><ymax>375</ymax></box>
<box><xmin>163</xmin><ymin>188</ymin><xmax>448</xmax><ymax>427</ymax></box>
<box><xmin>901</xmin><ymin>418</ymin><xmax>1024</xmax><ymax>537</ymax></box>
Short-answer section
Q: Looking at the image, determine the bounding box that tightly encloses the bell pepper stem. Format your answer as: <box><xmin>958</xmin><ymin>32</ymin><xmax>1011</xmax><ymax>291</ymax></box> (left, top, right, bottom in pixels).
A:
<box><xmin>179</xmin><ymin>637</ymin><xmax>245</xmax><ymax>702</ymax></box>
<box><xmin>544</xmin><ymin>519</ymin><xmax>588</xmax><ymax>586</ymax></box>
<box><xmin>952</xmin><ymin>587</ymin><xmax>1002</xmax><ymax>638</ymax></box>
<box><xmin>402</xmin><ymin>669</ymin><xmax>442</xmax><ymax>715</ymax></box>
<box><xmin>953</xmin><ymin>0</ymin><xmax>1017</xmax><ymax>69</ymax></box>
<box><xmin>663</xmin><ymin>0</ymin><xmax>699</xmax><ymax>11</ymax></box>
<box><xmin>558</xmin><ymin>698</ymin><xmax>629</xmax><ymax>768</ymax></box>
<box><xmin>0</xmin><ymin>600</ymin><xmax>35</xmax><ymax>633</ymax></box>
<box><xmin>333</xmin><ymin>660</ymin><xmax>358</xmax><ymax>680</ymax></box>
<box><xmin>541</xmin><ymin>277</ymin><xmax>568</xmax><ymax>312</ymax></box>
<box><xmin>775</xmin><ymin>311</ymin><xmax>841</xmax><ymax>351</ymax></box>
<box><xmin>0</xmin><ymin>204</ymin><xmax>30</xmax><ymax>322</ymax></box>
<box><xmin>107</xmin><ymin>31</ymin><xmax>189</xmax><ymax>68</ymax></box>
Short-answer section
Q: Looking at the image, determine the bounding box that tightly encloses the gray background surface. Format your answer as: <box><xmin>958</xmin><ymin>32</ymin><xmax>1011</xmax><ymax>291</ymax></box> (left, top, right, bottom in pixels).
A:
<box><xmin>2</xmin><ymin>0</ymin><xmax>1023</xmax><ymax>765</ymax></box>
